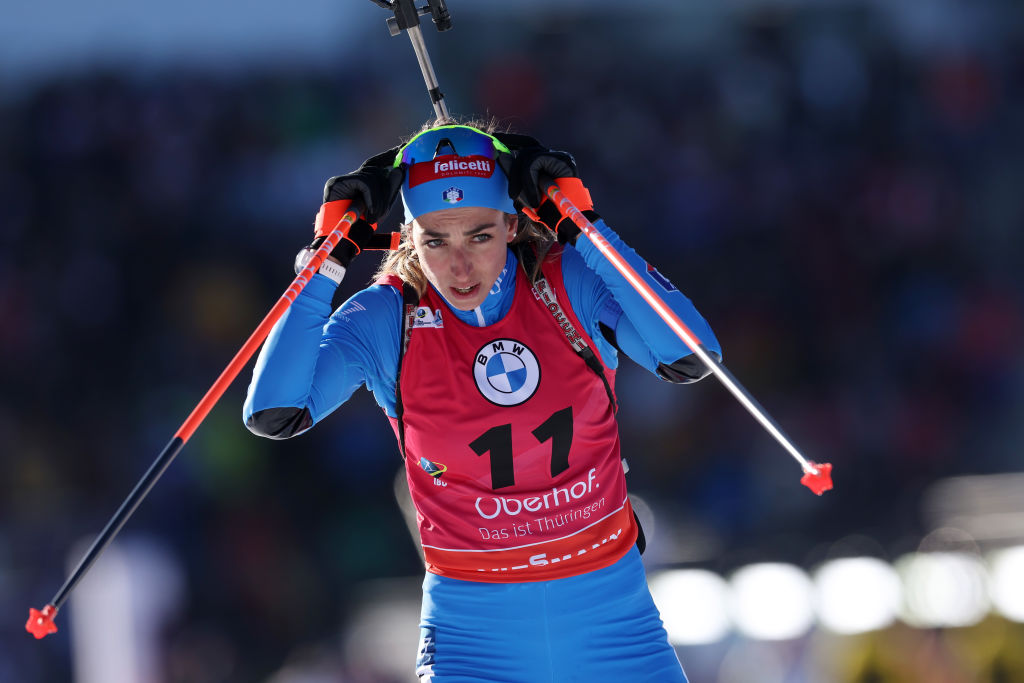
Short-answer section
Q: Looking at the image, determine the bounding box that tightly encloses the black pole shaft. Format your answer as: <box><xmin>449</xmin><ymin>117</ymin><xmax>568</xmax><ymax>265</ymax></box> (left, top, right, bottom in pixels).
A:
<box><xmin>403</xmin><ymin>22</ymin><xmax>449</xmax><ymax>120</ymax></box>
<box><xmin>49</xmin><ymin>436</ymin><xmax>186</xmax><ymax>609</ymax></box>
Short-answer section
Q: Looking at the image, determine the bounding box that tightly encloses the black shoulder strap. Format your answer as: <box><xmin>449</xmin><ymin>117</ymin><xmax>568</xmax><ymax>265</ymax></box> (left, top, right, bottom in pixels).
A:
<box><xmin>516</xmin><ymin>239</ymin><xmax>551</xmax><ymax>286</ymax></box>
<box><xmin>393</xmin><ymin>281</ymin><xmax>419</xmax><ymax>459</ymax></box>
<box><xmin>517</xmin><ymin>243</ymin><xmax>617</xmax><ymax>412</ymax></box>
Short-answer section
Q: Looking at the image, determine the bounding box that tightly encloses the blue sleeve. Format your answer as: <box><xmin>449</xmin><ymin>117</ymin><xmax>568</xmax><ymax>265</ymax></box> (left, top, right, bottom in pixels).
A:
<box><xmin>243</xmin><ymin>273</ymin><xmax>402</xmax><ymax>436</ymax></box>
<box><xmin>561</xmin><ymin>219</ymin><xmax>721</xmax><ymax>377</ymax></box>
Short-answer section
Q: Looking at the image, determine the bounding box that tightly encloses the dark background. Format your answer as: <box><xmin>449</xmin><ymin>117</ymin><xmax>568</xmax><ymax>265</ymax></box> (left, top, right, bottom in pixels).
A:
<box><xmin>3</xmin><ymin>1</ymin><xmax>1023</xmax><ymax>681</ymax></box>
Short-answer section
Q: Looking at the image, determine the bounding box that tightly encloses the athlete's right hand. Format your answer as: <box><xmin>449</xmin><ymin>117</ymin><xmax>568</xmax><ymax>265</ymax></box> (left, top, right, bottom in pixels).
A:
<box><xmin>300</xmin><ymin>148</ymin><xmax>404</xmax><ymax>271</ymax></box>
<box><xmin>322</xmin><ymin>146</ymin><xmax>404</xmax><ymax>224</ymax></box>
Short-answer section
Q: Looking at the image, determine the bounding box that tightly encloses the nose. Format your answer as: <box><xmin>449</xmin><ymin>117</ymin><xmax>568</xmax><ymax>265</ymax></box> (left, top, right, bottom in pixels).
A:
<box><xmin>449</xmin><ymin>245</ymin><xmax>472</xmax><ymax>278</ymax></box>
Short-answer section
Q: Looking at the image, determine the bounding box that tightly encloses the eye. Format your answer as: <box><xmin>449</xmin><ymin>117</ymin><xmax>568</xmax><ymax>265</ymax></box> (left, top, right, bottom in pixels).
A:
<box><xmin>471</xmin><ymin>233</ymin><xmax>493</xmax><ymax>243</ymax></box>
<box><xmin>424</xmin><ymin>238</ymin><xmax>445</xmax><ymax>248</ymax></box>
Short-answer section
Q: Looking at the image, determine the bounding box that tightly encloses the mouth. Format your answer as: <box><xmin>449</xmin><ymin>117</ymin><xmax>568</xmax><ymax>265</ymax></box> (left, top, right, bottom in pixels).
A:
<box><xmin>450</xmin><ymin>284</ymin><xmax>479</xmax><ymax>298</ymax></box>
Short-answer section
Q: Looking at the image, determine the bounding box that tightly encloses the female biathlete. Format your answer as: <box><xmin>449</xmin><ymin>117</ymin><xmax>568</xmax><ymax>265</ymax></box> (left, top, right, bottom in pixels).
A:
<box><xmin>244</xmin><ymin>122</ymin><xmax>721</xmax><ymax>682</ymax></box>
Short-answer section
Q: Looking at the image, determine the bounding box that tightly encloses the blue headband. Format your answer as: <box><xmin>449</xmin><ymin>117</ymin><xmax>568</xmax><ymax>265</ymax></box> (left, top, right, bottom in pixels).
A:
<box><xmin>396</xmin><ymin>125</ymin><xmax>515</xmax><ymax>222</ymax></box>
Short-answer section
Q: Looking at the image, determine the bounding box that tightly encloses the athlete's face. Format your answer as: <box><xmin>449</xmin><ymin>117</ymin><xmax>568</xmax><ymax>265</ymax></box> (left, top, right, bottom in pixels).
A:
<box><xmin>411</xmin><ymin>207</ymin><xmax>518</xmax><ymax>311</ymax></box>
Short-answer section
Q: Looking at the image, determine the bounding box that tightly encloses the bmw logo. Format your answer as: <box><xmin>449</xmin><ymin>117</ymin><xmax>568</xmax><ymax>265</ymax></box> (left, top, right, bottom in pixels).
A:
<box><xmin>473</xmin><ymin>339</ymin><xmax>540</xmax><ymax>406</ymax></box>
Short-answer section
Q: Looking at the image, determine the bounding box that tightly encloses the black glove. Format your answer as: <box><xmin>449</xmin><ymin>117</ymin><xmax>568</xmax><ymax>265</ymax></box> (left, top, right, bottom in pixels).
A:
<box><xmin>300</xmin><ymin>147</ymin><xmax>404</xmax><ymax>270</ymax></box>
<box><xmin>502</xmin><ymin>143</ymin><xmax>599</xmax><ymax>245</ymax></box>
<box><xmin>504</xmin><ymin>145</ymin><xmax>578</xmax><ymax>210</ymax></box>
<box><xmin>322</xmin><ymin>146</ymin><xmax>404</xmax><ymax>224</ymax></box>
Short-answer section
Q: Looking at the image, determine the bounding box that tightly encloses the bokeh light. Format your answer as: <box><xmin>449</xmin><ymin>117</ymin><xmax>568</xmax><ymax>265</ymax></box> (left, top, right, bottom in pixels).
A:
<box><xmin>897</xmin><ymin>552</ymin><xmax>990</xmax><ymax>628</ymax></box>
<box><xmin>649</xmin><ymin>569</ymin><xmax>731</xmax><ymax>645</ymax></box>
<box><xmin>814</xmin><ymin>557</ymin><xmax>902</xmax><ymax>634</ymax></box>
<box><xmin>729</xmin><ymin>563</ymin><xmax>815</xmax><ymax>641</ymax></box>
<box><xmin>988</xmin><ymin>545</ymin><xmax>1024</xmax><ymax>623</ymax></box>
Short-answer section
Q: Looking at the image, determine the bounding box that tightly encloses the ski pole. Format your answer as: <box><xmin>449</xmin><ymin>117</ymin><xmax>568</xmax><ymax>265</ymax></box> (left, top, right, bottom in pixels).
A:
<box><xmin>544</xmin><ymin>183</ymin><xmax>833</xmax><ymax>496</ymax></box>
<box><xmin>26</xmin><ymin>210</ymin><xmax>362</xmax><ymax>640</ymax></box>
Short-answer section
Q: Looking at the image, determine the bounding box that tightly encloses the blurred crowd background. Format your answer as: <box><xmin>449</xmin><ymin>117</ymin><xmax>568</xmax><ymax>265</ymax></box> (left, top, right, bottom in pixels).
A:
<box><xmin>3</xmin><ymin>1</ymin><xmax>1024</xmax><ymax>681</ymax></box>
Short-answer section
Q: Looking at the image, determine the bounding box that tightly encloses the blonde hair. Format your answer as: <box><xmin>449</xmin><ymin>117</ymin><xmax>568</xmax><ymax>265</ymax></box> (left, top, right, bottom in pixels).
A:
<box><xmin>372</xmin><ymin>117</ymin><xmax>555</xmax><ymax>297</ymax></box>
